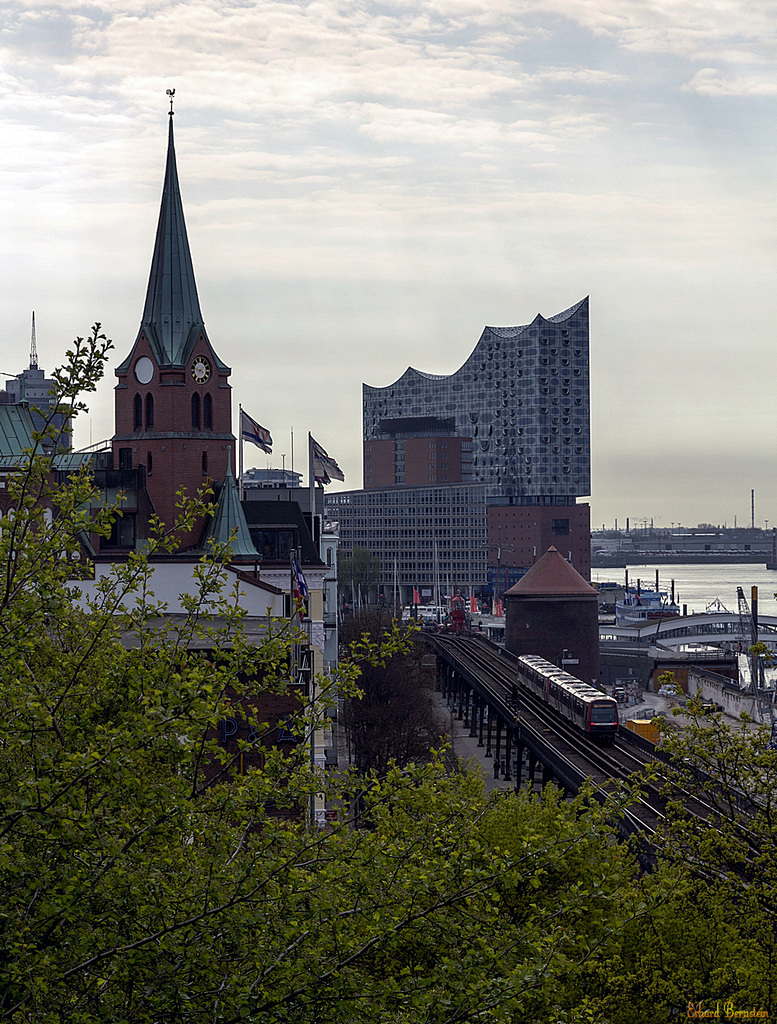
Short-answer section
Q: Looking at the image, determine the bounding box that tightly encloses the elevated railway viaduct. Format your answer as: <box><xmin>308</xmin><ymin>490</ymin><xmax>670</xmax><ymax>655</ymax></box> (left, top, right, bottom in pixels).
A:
<box><xmin>430</xmin><ymin>633</ymin><xmax>657</xmax><ymax>803</ymax></box>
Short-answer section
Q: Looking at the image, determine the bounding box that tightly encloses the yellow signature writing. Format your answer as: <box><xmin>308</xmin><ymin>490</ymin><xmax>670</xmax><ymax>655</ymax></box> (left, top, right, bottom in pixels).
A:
<box><xmin>687</xmin><ymin>1003</ymin><xmax>769</xmax><ymax>1020</ymax></box>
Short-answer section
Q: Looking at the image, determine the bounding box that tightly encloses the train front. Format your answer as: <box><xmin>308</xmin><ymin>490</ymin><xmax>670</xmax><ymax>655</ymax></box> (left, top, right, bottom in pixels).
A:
<box><xmin>587</xmin><ymin>698</ymin><xmax>619</xmax><ymax>744</ymax></box>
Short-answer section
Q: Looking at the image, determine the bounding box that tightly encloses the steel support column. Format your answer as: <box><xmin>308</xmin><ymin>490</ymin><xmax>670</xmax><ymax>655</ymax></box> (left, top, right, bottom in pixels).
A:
<box><xmin>503</xmin><ymin>728</ymin><xmax>512</xmax><ymax>782</ymax></box>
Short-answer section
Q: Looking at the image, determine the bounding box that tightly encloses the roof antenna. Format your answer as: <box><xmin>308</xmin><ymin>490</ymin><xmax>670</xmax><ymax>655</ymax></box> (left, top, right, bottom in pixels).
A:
<box><xmin>30</xmin><ymin>311</ymin><xmax>38</xmax><ymax>369</ymax></box>
<box><xmin>166</xmin><ymin>88</ymin><xmax>175</xmax><ymax>116</ymax></box>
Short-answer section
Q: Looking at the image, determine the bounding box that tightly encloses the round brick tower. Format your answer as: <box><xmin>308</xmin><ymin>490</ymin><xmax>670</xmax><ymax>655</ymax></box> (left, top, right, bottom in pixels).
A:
<box><xmin>504</xmin><ymin>545</ymin><xmax>600</xmax><ymax>685</ymax></box>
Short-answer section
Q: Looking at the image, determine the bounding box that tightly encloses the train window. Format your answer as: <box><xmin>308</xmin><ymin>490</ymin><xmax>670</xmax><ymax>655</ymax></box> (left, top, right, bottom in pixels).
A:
<box><xmin>590</xmin><ymin>702</ymin><xmax>618</xmax><ymax>723</ymax></box>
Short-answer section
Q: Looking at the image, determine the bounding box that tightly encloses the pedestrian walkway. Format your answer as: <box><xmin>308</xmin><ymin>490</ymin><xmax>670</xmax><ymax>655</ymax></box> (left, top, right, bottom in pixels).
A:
<box><xmin>436</xmin><ymin>694</ymin><xmax>518</xmax><ymax>794</ymax></box>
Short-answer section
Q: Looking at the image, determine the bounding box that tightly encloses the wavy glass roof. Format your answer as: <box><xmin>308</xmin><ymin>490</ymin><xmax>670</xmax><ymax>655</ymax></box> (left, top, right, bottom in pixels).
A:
<box><xmin>363</xmin><ymin>298</ymin><xmax>590</xmax><ymax>500</ymax></box>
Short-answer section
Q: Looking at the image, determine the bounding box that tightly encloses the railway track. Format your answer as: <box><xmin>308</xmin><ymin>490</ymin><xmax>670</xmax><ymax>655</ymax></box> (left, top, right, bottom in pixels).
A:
<box><xmin>432</xmin><ymin>633</ymin><xmax>740</xmax><ymax>848</ymax></box>
<box><xmin>431</xmin><ymin>633</ymin><xmax>774</xmax><ymax>887</ymax></box>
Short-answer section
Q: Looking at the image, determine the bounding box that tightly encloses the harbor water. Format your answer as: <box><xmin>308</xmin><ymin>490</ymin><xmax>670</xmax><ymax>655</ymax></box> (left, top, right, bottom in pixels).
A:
<box><xmin>591</xmin><ymin>562</ymin><xmax>777</xmax><ymax>618</ymax></box>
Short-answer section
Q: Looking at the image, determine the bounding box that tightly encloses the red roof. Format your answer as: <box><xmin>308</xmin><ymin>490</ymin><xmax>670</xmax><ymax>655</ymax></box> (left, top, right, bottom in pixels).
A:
<box><xmin>505</xmin><ymin>546</ymin><xmax>596</xmax><ymax>597</ymax></box>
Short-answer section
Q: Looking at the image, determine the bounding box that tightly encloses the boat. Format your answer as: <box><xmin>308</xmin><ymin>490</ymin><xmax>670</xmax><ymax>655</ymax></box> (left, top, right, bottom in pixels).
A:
<box><xmin>615</xmin><ymin>587</ymin><xmax>681</xmax><ymax>626</ymax></box>
<box><xmin>401</xmin><ymin>604</ymin><xmax>449</xmax><ymax>625</ymax></box>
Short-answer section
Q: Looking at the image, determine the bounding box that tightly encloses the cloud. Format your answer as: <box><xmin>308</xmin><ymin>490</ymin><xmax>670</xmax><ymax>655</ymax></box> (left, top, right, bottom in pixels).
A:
<box><xmin>526</xmin><ymin>0</ymin><xmax>777</xmax><ymax>62</ymax></box>
<box><xmin>684</xmin><ymin>67</ymin><xmax>777</xmax><ymax>97</ymax></box>
<box><xmin>3</xmin><ymin>0</ymin><xmax>777</xmax><ymax>527</ymax></box>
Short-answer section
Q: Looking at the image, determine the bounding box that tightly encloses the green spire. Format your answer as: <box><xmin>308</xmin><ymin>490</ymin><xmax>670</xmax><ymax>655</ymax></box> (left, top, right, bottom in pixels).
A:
<box><xmin>203</xmin><ymin>460</ymin><xmax>258</xmax><ymax>559</ymax></box>
<box><xmin>140</xmin><ymin>109</ymin><xmax>205</xmax><ymax>366</ymax></box>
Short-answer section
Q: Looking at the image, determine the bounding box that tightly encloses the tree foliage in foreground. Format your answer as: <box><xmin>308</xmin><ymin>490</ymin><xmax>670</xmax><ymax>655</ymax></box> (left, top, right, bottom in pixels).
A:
<box><xmin>0</xmin><ymin>327</ymin><xmax>647</xmax><ymax>1023</ymax></box>
<box><xmin>587</xmin><ymin>701</ymin><xmax>777</xmax><ymax>1023</ymax></box>
<box><xmin>11</xmin><ymin>328</ymin><xmax>777</xmax><ymax>1022</ymax></box>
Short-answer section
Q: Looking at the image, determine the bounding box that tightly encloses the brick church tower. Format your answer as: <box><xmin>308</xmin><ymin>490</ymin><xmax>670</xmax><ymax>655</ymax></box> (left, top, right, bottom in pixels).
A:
<box><xmin>112</xmin><ymin>104</ymin><xmax>234</xmax><ymax>549</ymax></box>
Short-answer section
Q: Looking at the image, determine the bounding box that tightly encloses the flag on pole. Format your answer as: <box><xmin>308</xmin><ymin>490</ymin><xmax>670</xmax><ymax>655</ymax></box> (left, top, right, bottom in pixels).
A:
<box><xmin>413</xmin><ymin>587</ymin><xmax>421</xmax><ymax>605</ymax></box>
<box><xmin>470</xmin><ymin>591</ymin><xmax>477</xmax><ymax>614</ymax></box>
<box><xmin>291</xmin><ymin>555</ymin><xmax>308</xmax><ymax>620</ymax></box>
<box><xmin>241</xmin><ymin>409</ymin><xmax>273</xmax><ymax>453</ymax></box>
<box><xmin>310</xmin><ymin>435</ymin><xmax>345</xmax><ymax>484</ymax></box>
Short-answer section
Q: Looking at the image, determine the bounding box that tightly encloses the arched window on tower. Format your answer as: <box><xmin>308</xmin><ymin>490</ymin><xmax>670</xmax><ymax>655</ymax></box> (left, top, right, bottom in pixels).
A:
<box><xmin>145</xmin><ymin>393</ymin><xmax>154</xmax><ymax>429</ymax></box>
<box><xmin>191</xmin><ymin>393</ymin><xmax>201</xmax><ymax>429</ymax></box>
<box><xmin>203</xmin><ymin>393</ymin><xmax>213</xmax><ymax>430</ymax></box>
<box><xmin>134</xmin><ymin>394</ymin><xmax>142</xmax><ymax>432</ymax></box>
<box><xmin>147</xmin><ymin>452</ymin><xmax>153</xmax><ymax>475</ymax></box>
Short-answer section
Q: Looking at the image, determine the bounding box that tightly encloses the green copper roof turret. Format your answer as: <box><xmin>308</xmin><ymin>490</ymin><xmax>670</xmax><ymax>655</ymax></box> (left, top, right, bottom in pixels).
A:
<box><xmin>203</xmin><ymin>463</ymin><xmax>258</xmax><ymax>559</ymax></box>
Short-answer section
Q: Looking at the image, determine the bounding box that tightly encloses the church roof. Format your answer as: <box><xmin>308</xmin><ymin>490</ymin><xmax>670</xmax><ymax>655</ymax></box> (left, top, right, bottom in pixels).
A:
<box><xmin>202</xmin><ymin>465</ymin><xmax>258</xmax><ymax>559</ymax></box>
<box><xmin>117</xmin><ymin>110</ymin><xmax>228</xmax><ymax>373</ymax></box>
<box><xmin>505</xmin><ymin>546</ymin><xmax>596</xmax><ymax>597</ymax></box>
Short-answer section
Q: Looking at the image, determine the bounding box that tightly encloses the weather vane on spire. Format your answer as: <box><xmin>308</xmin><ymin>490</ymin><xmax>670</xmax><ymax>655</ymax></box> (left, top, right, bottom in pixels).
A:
<box><xmin>166</xmin><ymin>88</ymin><xmax>175</xmax><ymax>115</ymax></box>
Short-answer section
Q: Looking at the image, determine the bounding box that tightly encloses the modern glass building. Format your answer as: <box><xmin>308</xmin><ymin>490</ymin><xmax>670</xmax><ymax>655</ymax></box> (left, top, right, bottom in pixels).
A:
<box><xmin>326</xmin><ymin>299</ymin><xmax>592</xmax><ymax>600</ymax></box>
<box><xmin>362</xmin><ymin>297</ymin><xmax>589</xmax><ymax>500</ymax></box>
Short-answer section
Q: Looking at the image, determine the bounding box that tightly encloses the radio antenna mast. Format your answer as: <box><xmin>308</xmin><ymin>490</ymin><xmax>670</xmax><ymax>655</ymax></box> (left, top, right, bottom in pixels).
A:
<box><xmin>30</xmin><ymin>311</ymin><xmax>38</xmax><ymax>369</ymax></box>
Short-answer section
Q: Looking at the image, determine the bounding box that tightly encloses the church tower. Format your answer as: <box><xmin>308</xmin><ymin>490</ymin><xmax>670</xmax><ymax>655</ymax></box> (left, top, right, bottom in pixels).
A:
<box><xmin>112</xmin><ymin>100</ymin><xmax>234</xmax><ymax>548</ymax></box>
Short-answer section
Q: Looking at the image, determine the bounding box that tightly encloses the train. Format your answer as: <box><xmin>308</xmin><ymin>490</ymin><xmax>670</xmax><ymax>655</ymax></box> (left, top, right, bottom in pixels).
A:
<box><xmin>516</xmin><ymin>654</ymin><xmax>619</xmax><ymax>744</ymax></box>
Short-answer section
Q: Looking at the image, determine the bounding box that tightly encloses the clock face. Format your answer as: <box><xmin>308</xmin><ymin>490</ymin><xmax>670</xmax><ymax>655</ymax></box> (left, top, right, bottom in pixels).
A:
<box><xmin>134</xmin><ymin>356</ymin><xmax>154</xmax><ymax>385</ymax></box>
<box><xmin>191</xmin><ymin>355</ymin><xmax>211</xmax><ymax>384</ymax></box>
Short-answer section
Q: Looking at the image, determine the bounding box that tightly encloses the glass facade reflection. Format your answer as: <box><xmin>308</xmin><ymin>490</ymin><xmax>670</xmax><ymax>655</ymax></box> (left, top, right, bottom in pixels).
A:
<box><xmin>362</xmin><ymin>297</ymin><xmax>590</xmax><ymax>500</ymax></box>
<box><xmin>326</xmin><ymin>299</ymin><xmax>591</xmax><ymax>593</ymax></box>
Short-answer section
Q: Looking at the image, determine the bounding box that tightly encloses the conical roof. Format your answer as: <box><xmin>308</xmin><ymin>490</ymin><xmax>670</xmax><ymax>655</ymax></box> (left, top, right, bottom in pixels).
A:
<box><xmin>140</xmin><ymin>112</ymin><xmax>205</xmax><ymax>366</ymax></box>
<box><xmin>116</xmin><ymin>109</ymin><xmax>229</xmax><ymax>375</ymax></box>
<box><xmin>202</xmin><ymin>463</ymin><xmax>258</xmax><ymax>559</ymax></box>
<box><xmin>505</xmin><ymin>546</ymin><xmax>596</xmax><ymax>597</ymax></box>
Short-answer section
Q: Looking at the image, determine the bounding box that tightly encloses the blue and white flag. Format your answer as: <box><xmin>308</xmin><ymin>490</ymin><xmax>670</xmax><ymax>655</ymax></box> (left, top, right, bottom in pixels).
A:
<box><xmin>310</xmin><ymin>435</ymin><xmax>344</xmax><ymax>484</ymax></box>
<box><xmin>241</xmin><ymin>409</ymin><xmax>273</xmax><ymax>453</ymax></box>
<box><xmin>291</xmin><ymin>555</ymin><xmax>308</xmax><ymax>620</ymax></box>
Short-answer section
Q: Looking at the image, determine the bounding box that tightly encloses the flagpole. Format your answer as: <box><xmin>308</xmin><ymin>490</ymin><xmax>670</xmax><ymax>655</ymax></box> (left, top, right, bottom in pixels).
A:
<box><xmin>238</xmin><ymin>403</ymin><xmax>244</xmax><ymax>500</ymax></box>
<box><xmin>308</xmin><ymin>432</ymin><xmax>315</xmax><ymax>538</ymax></box>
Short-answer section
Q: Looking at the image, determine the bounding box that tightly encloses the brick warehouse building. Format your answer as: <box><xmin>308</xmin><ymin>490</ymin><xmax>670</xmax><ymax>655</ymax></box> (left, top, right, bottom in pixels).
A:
<box><xmin>326</xmin><ymin>299</ymin><xmax>592</xmax><ymax>602</ymax></box>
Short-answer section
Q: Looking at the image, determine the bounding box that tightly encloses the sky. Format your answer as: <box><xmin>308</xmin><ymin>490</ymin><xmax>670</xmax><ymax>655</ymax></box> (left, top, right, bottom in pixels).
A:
<box><xmin>1</xmin><ymin>0</ymin><xmax>776</xmax><ymax>531</ymax></box>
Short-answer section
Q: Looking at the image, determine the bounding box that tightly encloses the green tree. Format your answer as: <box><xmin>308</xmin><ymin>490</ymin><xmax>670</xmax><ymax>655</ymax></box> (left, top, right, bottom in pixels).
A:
<box><xmin>0</xmin><ymin>328</ymin><xmax>645</xmax><ymax>1022</ymax></box>
<box><xmin>339</xmin><ymin>546</ymin><xmax>381</xmax><ymax>602</ymax></box>
<box><xmin>341</xmin><ymin>609</ymin><xmax>442</xmax><ymax>775</ymax></box>
<box><xmin>592</xmin><ymin>703</ymin><xmax>777</xmax><ymax>1022</ymax></box>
